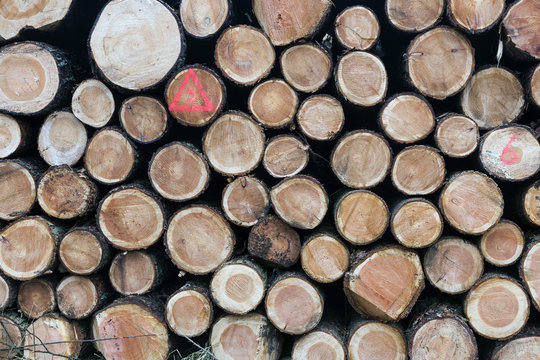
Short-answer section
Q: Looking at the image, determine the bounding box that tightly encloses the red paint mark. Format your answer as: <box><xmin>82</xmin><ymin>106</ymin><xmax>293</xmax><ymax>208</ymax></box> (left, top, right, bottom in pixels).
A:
<box><xmin>169</xmin><ymin>68</ymin><xmax>214</xmax><ymax>112</ymax></box>
<box><xmin>500</xmin><ymin>134</ymin><xmax>519</xmax><ymax>165</ymax></box>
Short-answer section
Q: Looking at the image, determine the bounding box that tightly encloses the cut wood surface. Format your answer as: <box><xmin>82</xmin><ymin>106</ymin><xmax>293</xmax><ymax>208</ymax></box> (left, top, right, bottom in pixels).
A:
<box><xmin>263</xmin><ymin>135</ymin><xmax>309</xmax><ymax>178</ymax></box>
<box><xmin>379</xmin><ymin>93</ymin><xmax>435</xmax><ymax>144</ymax></box>
<box><xmin>296</xmin><ymin>95</ymin><xmax>344</xmax><ymax>141</ymax></box>
<box><xmin>0</xmin><ymin>114</ymin><xmax>27</xmax><ymax>159</ymax></box>
<box><xmin>448</xmin><ymin>0</ymin><xmax>505</xmax><ymax>33</ymax></box>
<box><xmin>386</xmin><ymin>0</ymin><xmax>444</xmax><ymax>32</ymax></box>
<box><xmin>521</xmin><ymin>239</ymin><xmax>540</xmax><ymax>311</ymax></box>
<box><xmin>481</xmin><ymin>220</ymin><xmax>524</xmax><ymax>267</ymax></box>
<box><xmin>59</xmin><ymin>226</ymin><xmax>111</xmax><ymax>275</ymax></box>
<box><xmin>215</xmin><ymin>25</ymin><xmax>274</xmax><ymax>86</ymax></box>
<box><xmin>38</xmin><ymin>111</ymin><xmax>87</xmax><ymax>166</ymax></box>
<box><xmin>71</xmin><ymin>79</ymin><xmax>114</xmax><ymax>128</ymax></box>
<box><xmin>531</xmin><ymin>64</ymin><xmax>540</xmax><ymax>107</ymax></box>
<box><xmin>280</xmin><ymin>43</ymin><xmax>332</xmax><ymax>93</ymax></box>
<box><xmin>222</xmin><ymin>176</ymin><xmax>269</xmax><ymax>227</ymax></box>
<box><xmin>439</xmin><ymin>171</ymin><xmax>504</xmax><ymax>235</ymax></box>
<box><xmin>461</xmin><ymin>67</ymin><xmax>525</xmax><ymax>129</ymax></box>
<box><xmin>301</xmin><ymin>232</ymin><xmax>349</xmax><ymax>283</ymax></box>
<box><xmin>248</xmin><ymin>79</ymin><xmax>298</xmax><ymax>128</ymax></box>
<box><xmin>391</xmin><ymin>198</ymin><xmax>443</xmax><ymax>248</ymax></box>
<box><xmin>0</xmin><ymin>160</ymin><xmax>38</xmax><ymax>221</ymax></box>
<box><xmin>335</xmin><ymin>6</ymin><xmax>379</xmax><ymax>50</ymax></box>
<box><xmin>166</xmin><ymin>284</ymin><xmax>213</xmax><ymax>337</ymax></box>
<box><xmin>492</xmin><ymin>335</ymin><xmax>540</xmax><ymax>360</ymax></box>
<box><xmin>56</xmin><ymin>275</ymin><xmax>106</xmax><ymax>319</ymax></box>
<box><xmin>120</xmin><ymin>96</ymin><xmax>168</xmax><ymax>144</ymax></box>
<box><xmin>17</xmin><ymin>278</ymin><xmax>56</xmax><ymax>319</ymax></box>
<box><xmin>0</xmin><ymin>274</ymin><xmax>16</xmax><ymax>311</ymax></box>
<box><xmin>24</xmin><ymin>314</ymin><xmax>82</xmax><ymax>360</ymax></box>
<box><xmin>348</xmin><ymin>321</ymin><xmax>407</xmax><ymax>360</ymax></box>
<box><xmin>293</xmin><ymin>327</ymin><xmax>346</xmax><ymax>360</ymax></box>
<box><xmin>109</xmin><ymin>251</ymin><xmax>163</xmax><ymax>296</ymax></box>
<box><xmin>0</xmin><ymin>314</ymin><xmax>23</xmax><ymax>359</ymax></box>
<box><xmin>391</xmin><ymin>146</ymin><xmax>445</xmax><ymax>195</ymax></box>
<box><xmin>435</xmin><ymin>114</ymin><xmax>479</xmax><ymax>158</ymax></box>
<box><xmin>89</xmin><ymin>0</ymin><xmax>185</xmax><ymax>91</ymax></box>
<box><xmin>522</xmin><ymin>181</ymin><xmax>540</xmax><ymax>227</ymax></box>
<box><xmin>179</xmin><ymin>0</ymin><xmax>230</xmax><ymax>39</ymax></box>
<box><xmin>502</xmin><ymin>0</ymin><xmax>540</xmax><ymax>60</ymax></box>
<box><xmin>407</xmin><ymin>26</ymin><xmax>474</xmax><ymax>99</ymax></box>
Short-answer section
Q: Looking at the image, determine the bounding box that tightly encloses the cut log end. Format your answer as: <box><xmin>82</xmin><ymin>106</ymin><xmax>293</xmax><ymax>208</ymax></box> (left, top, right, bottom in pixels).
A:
<box><xmin>248</xmin><ymin>79</ymin><xmax>298</xmax><ymax>128</ymax></box>
<box><xmin>297</xmin><ymin>95</ymin><xmax>344</xmax><ymax>141</ymax></box>
<box><xmin>481</xmin><ymin>220</ymin><xmax>524</xmax><ymax>267</ymax></box>
<box><xmin>531</xmin><ymin>64</ymin><xmax>540</xmax><ymax>107</ymax></box>
<box><xmin>0</xmin><ymin>160</ymin><xmax>36</xmax><ymax>221</ymax></box>
<box><xmin>503</xmin><ymin>0</ymin><xmax>540</xmax><ymax>60</ymax></box>
<box><xmin>263</xmin><ymin>135</ymin><xmax>309</xmax><ymax>178</ymax></box>
<box><xmin>120</xmin><ymin>96</ymin><xmax>168</xmax><ymax>144</ymax></box>
<box><xmin>301</xmin><ymin>234</ymin><xmax>350</xmax><ymax>283</ymax></box>
<box><xmin>523</xmin><ymin>181</ymin><xmax>540</xmax><ymax>227</ymax></box>
<box><xmin>448</xmin><ymin>0</ymin><xmax>505</xmax><ymax>33</ymax></box>
<box><xmin>391</xmin><ymin>146</ymin><xmax>445</xmax><ymax>195</ymax></box>
<box><xmin>59</xmin><ymin>228</ymin><xmax>106</xmax><ymax>275</ymax></box>
<box><xmin>179</xmin><ymin>0</ymin><xmax>230</xmax><ymax>38</ymax></box>
<box><xmin>521</xmin><ymin>241</ymin><xmax>540</xmax><ymax>311</ymax></box>
<box><xmin>492</xmin><ymin>336</ymin><xmax>540</xmax><ymax>360</ymax></box>
<box><xmin>435</xmin><ymin>114</ymin><xmax>479</xmax><ymax>158</ymax></box>
<box><xmin>24</xmin><ymin>315</ymin><xmax>82</xmax><ymax>360</ymax></box>
<box><xmin>335</xmin><ymin>6</ymin><xmax>379</xmax><ymax>50</ymax></box>
<box><xmin>386</xmin><ymin>0</ymin><xmax>444</xmax><ymax>32</ymax></box>
<box><xmin>465</xmin><ymin>276</ymin><xmax>529</xmax><ymax>340</ymax></box>
<box><xmin>222</xmin><ymin>176</ymin><xmax>269</xmax><ymax>227</ymax></box>
<box><xmin>335</xmin><ymin>190</ymin><xmax>389</xmax><ymax>245</ymax></box>
<box><xmin>18</xmin><ymin>279</ymin><xmax>56</xmax><ymax>319</ymax></box>
<box><xmin>71</xmin><ymin>79</ymin><xmax>115</xmax><ymax>128</ymax></box>
<box><xmin>166</xmin><ymin>287</ymin><xmax>213</xmax><ymax>337</ymax></box>
<box><xmin>280</xmin><ymin>44</ymin><xmax>332</xmax><ymax>93</ymax></box>
<box><xmin>0</xmin><ymin>275</ymin><xmax>15</xmax><ymax>310</ymax></box>
<box><xmin>109</xmin><ymin>251</ymin><xmax>157</xmax><ymax>295</ymax></box>
<box><xmin>57</xmin><ymin>275</ymin><xmax>99</xmax><ymax>319</ymax></box>
<box><xmin>439</xmin><ymin>171</ymin><xmax>504</xmax><ymax>235</ymax></box>
<box><xmin>0</xmin><ymin>315</ymin><xmax>23</xmax><ymax>359</ymax></box>
<box><xmin>391</xmin><ymin>199</ymin><xmax>443</xmax><ymax>248</ymax></box>
<box><xmin>0</xmin><ymin>114</ymin><xmax>22</xmax><ymax>159</ymax></box>
<box><xmin>348</xmin><ymin>322</ymin><xmax>407</xmax><ymax>360</ymax></box>
<box><xmin>293</xmin><ymin>330</ymin><xmax>346</xmax><ymax>360</ymax></box>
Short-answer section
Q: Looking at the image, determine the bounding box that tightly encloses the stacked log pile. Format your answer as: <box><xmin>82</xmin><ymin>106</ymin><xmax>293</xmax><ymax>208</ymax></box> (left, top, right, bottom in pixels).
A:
<box><xmin>0</xmin><ymin>0</ymin><xmax>539</xmax><ymax>359</ymax></box>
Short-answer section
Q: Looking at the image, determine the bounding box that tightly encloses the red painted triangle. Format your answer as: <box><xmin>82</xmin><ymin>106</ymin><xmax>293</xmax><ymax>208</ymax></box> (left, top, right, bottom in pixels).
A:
<box><xmin>169</xmin><ymin>68</ymin><xmax>214</xmax><ymax>112</ymax></box>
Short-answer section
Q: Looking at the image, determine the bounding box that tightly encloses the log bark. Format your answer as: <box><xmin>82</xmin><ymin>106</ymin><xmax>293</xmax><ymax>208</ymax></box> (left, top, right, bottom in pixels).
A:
<box><xmin>435</xmin><ymin>114</ymin><xmax>479</xmax><ymax>158</ymax></box>
<box><xmin>531</xmin><ymin>64</ymin><xmax>540</xmax><ymax>107</ymax></box>
<box><xmin>385</xmin><ymin>0</ymin><xmax>444</xmax><ymax>32</ymax></box>
<box><xmin>165</xmin><ymin>283</ymin><xmax>214</xmax><ymax>337</ymax></box>
<box><xmin>165</xmin><ymin>205</ymin><xmax>235</xmax><ymax>275</ymax></box>
<box><xmin>210</xmin><ymin>313</ymin><xmax>282</xmax><ymax>360</ymax></box>
<box><xmin>38</xmin><ymin>111</ymin><xmax>87</xmax><ymax>166</ymax></box>
<box><xmin>391</xmin><ymin>146</ymin><xmax>446</xmax><ymax>195</ymax></box>
<box><xmin>465</xmin><ymin>274</ymin><xmax>530</xmax><ymax>340</ymax></box>
<box><xmin>334</xmin><ymin>190</ymin><xmax>389</xmax><ymax>245</ymax></box>
<box><xmin>301</xmin><ymin>232</ymin><xmax>349</xmax><ymax>283</ymax></box>
<box><xmin>203</xmin><ymin>111</ymin><xmax>265</xmax><ymax>176</ymax></box>
<box><xmin>215</xmin><ymin>25</ymin><xmax>275</xmax><ymax>86</ymax></box>
<box><xmin>391</xmin><ymin>198</ymin><xmax>443</xmax><ymax>248</ymax></box>
<box><xmin>379</xmin><ymin>93</ymin><xmax>435</xmax><ymax>144</ymax></box>
<box><xmin>521</xmin><ymin>180</ymin><xmax>540</xmax><ymax>227</ymax></box>
<box><xmin>263</xmin><ymin>135</ymin><xmax>309</xmax><ymax>178</ymax></box>
<box><xmin>37</xmin><ymin>165</ymin><xmax>97</xmax><ymax>219</ymax></box>
<box><xmin>344</xmin><ymin>246</ymin><xmax>424</xmax><ymax>321</ymax></box>
<box><xmin>407</xmin><ymin>26</ymin><xmax>474</xmax><ymax>100</ymax></box>
<box><xmin>265</xmin><ymin>272</ymin><xmax>324</xmax><ymax>335</ymax></box>
<box><xmin>119</xmin><ymin>96</ymin><xmax>168</xmax><ymax>144</ymax></box>
<box><xmin>0</xmin><ymin>313</ymin><xmax>23</xmax><ymax>359</ymax></box>
<box><xmin>521</xmin><ymin>238</ymin><xmax>540</xmax><ymax>311</ymax></box>
<box><xmin>92</xmin><ymin>297</ymin><xmax>170</xmax><ymax>360</ymax></box>
<box><xmin>280</xmin><ymin>43</ymin><xmax>332</xmax><ymax>93</ymax></box>
<box><xmin>222</xmin><ymin>176</ymin><xmax>270</xmax><ymax>227</ymax></box>
<box><xmin>179</xmin><ymin>0</ymin><xmax>231</xmax><ymax>39</ymax></box>
<box><xmin>248</xmin><ymin>79</ymin><xmax>298</xmax><ymax>128</ymax></box>
<box><xmin>89</xmin><ymin>0</ymin><xmax>185</xmax><ymax>92</ymax></box>
<box><xmin>448</xmin><ymin>0</ymin><xmax>505</xmax><ymax>33</ymax></box>
<box><xmin>247</xmin><ymin>214</ymin><xmax>301</xmax><ymax>268</ymax></box>
<box><xmin>0</xmin><ymin>114</ymin><xmax>32</xmax><ymax>159</ymax></box>
<box><xmin>71</xmin><ymin>78</ymin><xmax>114</xmax><ymax>128</ymax></box>
<box><xmin>439</xmin><ymin>171</ymin><xmax>504</xmax><ymax>235</ymax></box>
<box><xmin>0</xmin><ymin>159</ymin><xmax>41</xmax><ymax>221</ymax></box>
<box><xmin>17</xmin><ymin>277</ymin><xmax>56</xmax><ymax>319</ymax></box>
<box><xmin>210</xmin><ymin>257</ymin><xmax>267</xmax><ymax>314</ymax></box>
<box><xmin>97</xmin><ymin>185</ymin><xmax>165</xmax><ymax>250</ymax></box>
<box><xmin>59</xmin><ymin>225</ymin><xmax>111</xmax><ymax>275</ymax></box>
<box><xmin>479</xmin><ymin>124</ymin><xmax>540</xmax><ymax>182</ymax></box>
<box><xmin>335</xmin><ymin>6</ymin><xmax>379</xmax><ymax>51</ymax></box>
<box><xmin>491</xmin><ymin>331</ymin><xmax>540</xmax><ymax>359</ymax></box>
<box><xmin>148</xmin><ymin>142</ymin><xmax>210</xmax><ymax>202</ymax></box>
<box><xmin>424</xmin><ymin>237</ymin><xmax>484</xmax><ymax>294</ymax></box>
<box><xmin>348</xmin><ymin>320</ymin><xmax>407</xmax><ymax>360</ymax></box>
<box><xmin>480</xmin><ymin>220</ymin><xmax>524</xmax><ymax>267</ymax></box>
<box><xmin>109</xmin><ymin>250</ymin><xmax>166</xmax><ymax>296</ymax></box>
<box><xmin>296</xmin><ymin>95</ymin><xmax>344</xmax><ymax>141</ymax></box>
<box><xmin>293</xmin><ymin>322</ymin><xmax>346</xmax><ymax>360</ymax></box>
<box><xmin>0</xmin><ymin>274</ymin><xmax>17</xmax><ymax>311</ymax></box>
<box><xmin>56</xmin><ymin>275</ymin><xmax>109</xmax><ymax>319</ymax></box>
<box><xmin>270</xmin><ymin>175</ymin><xmax>328</xmax><ymax>230</ymax></box>
<box><xmin>502</xmin><ymin>0</ymin><xmax>540</xmax><ymax>60</ymax></box>
<box><xmin>461</xmin><ymin>67</ymin><xmax>525</xmax><ymax>129</ymax></box>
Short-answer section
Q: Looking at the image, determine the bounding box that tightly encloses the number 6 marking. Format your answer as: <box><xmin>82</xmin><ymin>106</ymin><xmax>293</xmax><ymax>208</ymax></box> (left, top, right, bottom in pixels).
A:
<box><xmin>500</xmin><ymin>134</ymin><xmax>519</xmax><ymax>165</ymax></box>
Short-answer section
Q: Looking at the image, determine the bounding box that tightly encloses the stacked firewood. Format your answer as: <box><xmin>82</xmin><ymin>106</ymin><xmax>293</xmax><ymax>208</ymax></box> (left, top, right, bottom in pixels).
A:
<box><xmin>0</xmin><ymin>0</ymin><xmax>539</xmax><ymax>359</ymax></box>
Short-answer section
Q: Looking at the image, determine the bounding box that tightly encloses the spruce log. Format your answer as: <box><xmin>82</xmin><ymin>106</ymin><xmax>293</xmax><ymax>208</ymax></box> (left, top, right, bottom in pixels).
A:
<box><xmin>37</xmin><ymin>165</ymin><xmax>97</xmax><ymax>219</ymax></box>
<box><xmin>407</xmin><ymin>26</ymin><xmax>474</xmax><ymax>100</ymax></box>
<box><xmin>210</xmin><ymin>257</ymin><xmax>267</xmax><ymax>314</ymax></box>
<box><xmin>270</xmin><ymin>175</ymin><xmax>328</xmax><ymax>230</ymax></box>
<box><xmin>439</xmin><ymin>171</ymin><xmax>504</xmax><ymax>235</ymax></box>
<box><xmin>424</xmin><ymin>237</ymin><xmax>484</xmax><ymax>294</ymax></box>
<box><xmin>479</xmin><ymin>125</ymin><xmax>540</xmax><ymax>181</ymax></box>
<box><xmin>89</xmin><ymin>0</ymin><xmax>185</xmax><ymax>92</ymax></box>
<box><xmin>92</xmin><ymin>297</ymin><xmax>170</xmax><ymax>360</ymax></box>
<box><xmin>59</xmin><ymin>225</ymin><xmax>111</xmax><ymax>275</ymax></box>
<box><xmin>56</xmin><ymin>275</ymin><xmax>108</xmax><ymax>319</ymax></box>
<box><xmin>0</xmin><ymin>216</ymin><xmax>61</xmax><ymax>280</ymax></box>
<box><xmin>222</xmin><ymin>176</ymin><xmax>270</xmax><ymax>227</ymax></box>
<box><xmin>348</xmin><ymin>320</ymin><xmax>406</xmax><ymax>360</ymax></box>
<box><xmin>335</xmin><ymin>51</ymin><xmax>387</xmax><ymax>106</ymax></box>
<box><xmin>522</xmin><ymin>180</ymin><xmax>540</xmax><ymax>227</ymax></box>
<box><xmin>435</xmin><ymin>114</ymin><xmax>479</xmax><ymax>158</ymax></box>
<box><xmin>521</xmin><ymin>239</ymin><xmax>540</xmax><ymax>311</ymax></box>
<box><xmin>465</xmin><ymin>274</ymin><xmax>530</xmax><ymax>339</ymax></box>
<box><xmin>120</xmin><ymin>96</ymin><xmax>168</xmax><ymax>144</ymax></box>
<box><xmin>248</xmin><ymin>79</ymin><xmax>298</xmax><ymax>128</ymax></box>
<box><xmin>481</xmin><ymin>220</ymin><xmax>524</xmax><ymax>267</ymax></box>
<box><xmin>331</xmin><ymin>131</ymin><xmax>392</xmax><ymax>189</ymax></box>
<box><xmin>334</xmin><ymin>190</ymin><xmax>389</xmax><ymax>245</ymax></box>
<box><xmin>38</xmin><ymin>111</ymin><xmax>87</xmax><ymax>166</ymax></box>
<box><xmin>391</xmin><ymin>198</ymin><xmax>443</xmax><ymax>248</ymax></box>
<box><xmin>531</xmin><ymin>64</ymin><xmax>540</xmax><ymax>107</ymax></box>
<box><xmin>344</xmin><ymin>246</ymin><xmax>424</xmax><ymax>321</ymax></box>
<box><xmin>84</xmin><ymin>128</ymin><xmax>137</xmax><ymax>185</ymax></box>
<box><xmin>448</xmin><ymin>0</ymin><xmax>505</xmax><ymax>33</ymax></box>
<box><xmin>97</xmin><ymin>185</ymin><xmax>165</xmax><ymax>250</ymax></box>
<box><xmin>491</xmin><ymin>332</ymin><xmax>540</xmax><ymax>359</ymax></box>
<box><xmin>165</xmin><ymin>65</ymin><xmax>225</xmax><ymax>127</ymax></box>
<box><xmin>461</xmin><ymin>67</ymin><xmax>525</xmax><ymax>129</ymax></box>
<box><xmin>0</xmin><ymin>274</ymin><xmax>17</xmax><ymax>311</ymax></box>
<box><xmin>296</xmin><ymin>95</ymin><xmax>344</xmax><ymax>141</ymax></box>
<box><xmin>252</xmin><ymin>0</ymin><xmax>331</xmax><ymax>46</ymax></box>
<box><xmin>0</xmin><ymin>42</ymin><xmax>75</xmax><ymax>116</ymax></box>
<box><xmin>391</xmin><ymin>146</ymin><xmax>445</xmax><ymax>195</ymax></box>
<box><xmin>0</xmin><ymin>114</ymin><xmax>30</xmax><ymax>159</ymax></box>
<box><xmin>379</xmin><ymin>93</ymin><xmax>435</xmax><ymax>144</ymax></box>
<box><xmin>179</xmin><ymin>0</ymin><xmax>231</xmax><ymax>39</ymax></box>
<box><xmin>247</xmin><ymin>214</ymin><xmax>301</xmax><ymax>268</ymax></box>
<box><xmin>0</xmin><ymin>159</ymin><xmax>39</xmax><ymax>221</ymax></box>
<box><xmin>293</xmin><ymin>324</ymin><xmax>346</xmax><ymax>360</ymax></box>
<box><xmin>502</xmin><ymin>0</ymin><xmax>540</xmax><ymax>60</ymax></box>
<box><xmin>165</xmin><ymin>205</ymin><xmax>235</xmax><ymax>275</ymax></box>
<box><xmin>0</xmin><ymin>314</ymin><xmax>23</xmax><ymax>359</ymax></box>
<box><xmin>301</xmin><ymin>232</ymin><xmax>350</xmax><ymax>283</ymax></box>
<box><xmin>210</xmin><ymin>313</ymin><xmax>282</xmax><ymax>360</ymax></box>
<box><xmin>280</xmin><ymin>43</ymin><xmax>332</xmax><ymax>93</ymax></box>
<box><xmin>109</xmin><ymin>250</ymin><xmax>165</xmax><ymax>296</ymax></box>
<box><xmin>265</xmin><ymin>273</ymin><xmax>324</xmax><ymax>335</ymax></box>
<box><xmin>215</xmin><ymin>25</ymin><xmax>275</xmax><ymax>86</ymax></box>
<box><xmin>71</xmin><ymin>79</ymin><xmax>114</xmax><ymax>128</ymax></box>
<box><xmin>385</xmin><ymin>0</ymin><xmax>444</xmax><ymax>32</ymax></box>
<box><xmin>263</xmin><ymin>135</ymin><xmax>309</xmax><ymax>178</ymax></box>
<box><xmin>335</xmin><ymin>6</ymin><xmax>379</xmax><ymax>51</ymax></box>
<box><xmin>203</xmin><ymin>111</ymin><xmax>265</xmax><ymax>176</ymax></box>
<box><xmin>148</xmin><ymin>142</ymin><xmax>210</xmax><ymax>202</ymax></box>
<box><xmin>165</xmin><ymin>283</ymin><xmax>213</xmax><ymax>337</ymax></box>
<box><xmin>17</xmin><ymin>278</ymin><xmax>56</xmax><ymax>319</ymax></box>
